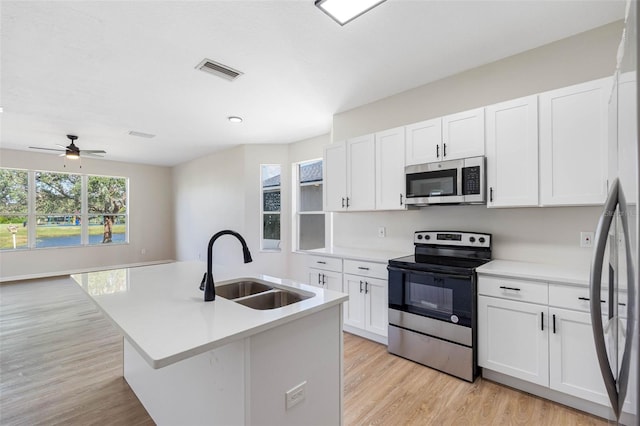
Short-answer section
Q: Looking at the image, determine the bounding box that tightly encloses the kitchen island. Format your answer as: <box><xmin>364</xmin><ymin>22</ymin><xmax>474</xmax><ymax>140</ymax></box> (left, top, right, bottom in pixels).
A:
<box><xmin>73</xmin><ymin>261</ymin><xmax>348</xmax><ymax>426</ymax></box>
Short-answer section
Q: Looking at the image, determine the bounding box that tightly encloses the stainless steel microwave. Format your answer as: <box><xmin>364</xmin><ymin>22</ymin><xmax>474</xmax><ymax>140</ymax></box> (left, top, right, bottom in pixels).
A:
<box><xmin>405</xmin><ymin>156</ymin><xmax>485</xmax><ymax>206</ymax></box>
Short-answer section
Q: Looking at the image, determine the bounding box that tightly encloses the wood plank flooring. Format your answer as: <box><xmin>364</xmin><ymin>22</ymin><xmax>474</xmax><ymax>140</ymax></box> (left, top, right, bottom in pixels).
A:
<box><xmin>1</xmin><ymin>277</ymin><xmax>606</xmax><ymax>425</ymax></box>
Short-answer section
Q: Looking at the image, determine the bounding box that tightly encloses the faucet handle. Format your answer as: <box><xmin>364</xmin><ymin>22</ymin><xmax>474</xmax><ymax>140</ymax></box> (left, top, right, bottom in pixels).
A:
<box><xmin>199</xmin><ymin>273</ymin><xmax>207</xmax><ymax>291</ymax></box>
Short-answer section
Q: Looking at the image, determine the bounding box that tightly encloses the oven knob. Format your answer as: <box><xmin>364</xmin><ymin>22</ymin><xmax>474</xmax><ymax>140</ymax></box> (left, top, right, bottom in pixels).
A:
<box><xmin>425</xmin><ymin>235</ymin><xmax>430</xmax><ymax>240</ymax></box>
<box><xmin>469</xmin><ymin>237</ymin><xmax>476</xmax><ymax>243</ymax></box>
<box><xmin>479</xmin><ymin>237</ymin><xmax>486</xmax><ymax>243</ymax></box>
<box><xmin>417</xmin><ymin>234</ymin><xmax>423</xmax><ymax>240</ymax></box>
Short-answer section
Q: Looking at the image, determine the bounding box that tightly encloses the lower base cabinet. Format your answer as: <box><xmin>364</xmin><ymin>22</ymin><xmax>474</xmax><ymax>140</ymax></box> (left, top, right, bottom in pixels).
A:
<box><xmin>308</xmin><ymin>268</ymin><xmax>342</xmax><ymax>292</ymax></box>
<box><xmin>343</xmin><ymin>274</ymin><xmax>388</xmax><ymax>337</ymax></box>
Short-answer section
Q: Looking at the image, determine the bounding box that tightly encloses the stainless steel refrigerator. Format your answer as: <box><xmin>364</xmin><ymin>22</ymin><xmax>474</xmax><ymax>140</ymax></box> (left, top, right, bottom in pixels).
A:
<box><xmin>590</xmin><ymin>1</ymin><xmax>639</xmax><ymax>424</ymax></box>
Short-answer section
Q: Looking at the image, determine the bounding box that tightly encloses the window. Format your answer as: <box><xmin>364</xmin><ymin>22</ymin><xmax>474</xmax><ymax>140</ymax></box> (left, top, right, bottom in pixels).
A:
<box><xmin>293</xmin><ymin>159</ymin><xmax>325</xmax><ymax>251</ymax></box>
<box><xmin>0</xmin><ymin>168</ymin><xmax>128</xmax><ymax>250</ymax></box>
<box><xmin>261</xmin><ymin>164</ymin><xmax>281</xmax><ymax>251</ymax></box>
<box><xmin>0</xmin><ymin>168</ymin><xmax>29</xmax><ymax>250</ymax></box>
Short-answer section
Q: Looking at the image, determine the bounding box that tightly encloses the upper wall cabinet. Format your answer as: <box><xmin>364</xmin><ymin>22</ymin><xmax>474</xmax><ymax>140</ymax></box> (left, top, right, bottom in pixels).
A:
<box><xmin>539</xmin><ymin>77</ymin><xmax>611</xmax><ymax>206</ymax></box>
<box><xmin>405</xmin><ymin>108</ymin><xmax>485</xmax><ymax>166</ymax></box>
<box><xmin>375</xmin><ymin>127</ymin><xmax>406</xmax><ymax>210</ymax></box>
<box><xmin>323</xmin><ymin>135</ymin><xmax>376</xmax><ymax>212</ymax></box>
<box><xmin>486</xmin><ymin>95</ymin><xmax>539</xmax><ymax>208</ymax></box>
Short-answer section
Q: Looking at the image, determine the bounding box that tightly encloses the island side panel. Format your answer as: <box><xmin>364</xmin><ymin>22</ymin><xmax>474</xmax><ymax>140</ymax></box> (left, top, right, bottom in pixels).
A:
<box><xmin>247</xmin><ymin>304</ymin><xmax>343</xmax><ymax>426</ymax></box>
<box><xmin>123</xmin><ymin>338</ymin><xmax>246</xmax><ymax>425</ymax></box>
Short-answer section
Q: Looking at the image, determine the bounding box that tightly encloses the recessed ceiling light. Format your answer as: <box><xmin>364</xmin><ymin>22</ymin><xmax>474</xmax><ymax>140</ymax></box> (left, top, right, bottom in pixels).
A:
<box><xmin>228</xmin><ymin>116</ymin><xmax>243</xmax><ymax>123</ymax></box>
<box><xmin>315</xmin><ymin>0</ymin><xmax>387</xmax><ymax>25</ymax></box>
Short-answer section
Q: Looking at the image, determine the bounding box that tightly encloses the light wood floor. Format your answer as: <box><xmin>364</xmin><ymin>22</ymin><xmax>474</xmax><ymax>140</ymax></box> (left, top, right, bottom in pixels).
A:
<box><xmin>1</xmin><ymin>277</ymin><xmax>606</xmax><ymax>425</ymax></box>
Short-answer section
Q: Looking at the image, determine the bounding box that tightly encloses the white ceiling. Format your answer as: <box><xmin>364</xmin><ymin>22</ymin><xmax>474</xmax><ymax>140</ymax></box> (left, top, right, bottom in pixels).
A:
<box><xmin>0</xmin><ymin>0</ymin><xmax>625</xmax><ymax>166</ymax></box>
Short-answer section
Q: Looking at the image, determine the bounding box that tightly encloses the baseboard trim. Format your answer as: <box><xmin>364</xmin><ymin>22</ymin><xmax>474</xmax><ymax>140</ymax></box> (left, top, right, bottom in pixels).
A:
<box><xmin>343</xmin><ymin>325</ymin><xmax>387</xmax><ymax>345</ymax></box>
<box><xmin>0</xmin><ymin>260</ymin><xmax>175</xmax><ymax>283</ymax></box>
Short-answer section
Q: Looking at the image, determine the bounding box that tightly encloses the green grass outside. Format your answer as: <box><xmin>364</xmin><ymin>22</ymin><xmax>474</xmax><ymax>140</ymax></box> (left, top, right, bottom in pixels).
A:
<box><xmin>0</xmin><ymin>222</ymin><xmax>126</xmax><ymax>249</ymax></box>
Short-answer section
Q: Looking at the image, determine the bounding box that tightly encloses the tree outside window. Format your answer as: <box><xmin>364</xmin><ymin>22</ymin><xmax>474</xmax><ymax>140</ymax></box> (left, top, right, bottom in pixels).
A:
<box><xmin>35</xmin><ymin>171</ymin><xmax>82</xmax><ymax>248</ymax></box>
<box><xmin>88</xmin><ymin>176</ymin><xmax>127</xmax><ymax>245</ymax></box>
<box><xmin>0</xmin><ymin>169</ymin><xmax>29</xmax><ymax>250</ymax></box>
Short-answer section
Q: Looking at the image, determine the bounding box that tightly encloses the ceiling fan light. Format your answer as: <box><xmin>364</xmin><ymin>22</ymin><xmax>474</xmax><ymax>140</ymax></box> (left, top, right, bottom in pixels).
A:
<box><xmin>315</xmin><ymin>0</ymin><xmax>387</xmax><ymax>25</ymax></box>
<box><xmin>66</xmin><ymin>151</ymin><xmax>80</xmax><ymax>159</ymax></box>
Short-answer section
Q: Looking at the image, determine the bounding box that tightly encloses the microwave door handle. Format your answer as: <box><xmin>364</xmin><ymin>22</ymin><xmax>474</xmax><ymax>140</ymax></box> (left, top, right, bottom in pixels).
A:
<box><xmin>589</xmin><ymin>178</ymin><xmax>619</xmax><ymax>418</ymax></box>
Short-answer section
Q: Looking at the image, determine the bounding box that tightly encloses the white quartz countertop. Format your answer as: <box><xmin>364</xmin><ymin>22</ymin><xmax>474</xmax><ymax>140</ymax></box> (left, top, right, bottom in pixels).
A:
<box><xmin>476</xmin><ymin>259</ymin><xmax>592</xmax><ymax>286</ymax></box>
<box><xmin>72</xmin><ymin>261</ymin><xmax>348</xmax><ymax>369</ymax></box>
<box><xmin>302</xmin><ymin>246</ymin><xmax>409</xmax><ymax>263</ymax></box>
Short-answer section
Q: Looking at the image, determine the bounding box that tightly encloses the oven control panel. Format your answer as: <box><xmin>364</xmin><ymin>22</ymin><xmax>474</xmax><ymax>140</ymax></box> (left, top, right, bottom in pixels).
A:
<box><xmin>414</xmin><ymin>231</ymin><xmax>491</xmax><ymax>247</ymax></box>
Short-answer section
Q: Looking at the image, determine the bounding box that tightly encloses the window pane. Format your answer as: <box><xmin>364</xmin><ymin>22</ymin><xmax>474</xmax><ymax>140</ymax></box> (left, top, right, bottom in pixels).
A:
<box><xmin>0</xmin><ymin>169</ymin><xmax>28</xmax><ymax>214</ymax></box>
<box><xmin>263</xmin><ymin>189</ymin><xmax>281</xmax><ymax>212</ymax></box>
<box><xmin>261</xmin><ymin>165</ymin><xmax>281</xmax><ymax>188</ymax></box>
<box><xmin>89</xmin><ymin>215</ymin><xmax>127</xmax><ymax>245</ymax></box>
<box><xmin>0</xmin><ymin>216</ymin><xmax>28</xmax><ymax>250</ymax></box>
<box><xmin>299</xmin><ymin>214</ymin><xmax>325</xmax><ymax>250</ymax></box>
<box><xmin>299</xmin><ymin>160</ymin><xmax>322</xmax><ymax>184</ymax></box>
<box><xmin>263</xmin><ymin>213</ymin><xmax>280</xmax><ymax>249</ymax></box>
<box><xmin>88</xmin><ymin>176</ymin><xmax>127</xmax><ymax>214</ymax></box>
<box><xmin>35</xmin><ymin>215</ymin><xmax>81</xmax><ymax>248</ymax></box>
<box><xmin>300</xmin><ymin>183</ymin><xmax>323</xmax><ymax>212</ymax></box>
<box><xmin>35</xmin><ymin>172</ymin><xmax>81</xmax><ymax>214</ymax></box>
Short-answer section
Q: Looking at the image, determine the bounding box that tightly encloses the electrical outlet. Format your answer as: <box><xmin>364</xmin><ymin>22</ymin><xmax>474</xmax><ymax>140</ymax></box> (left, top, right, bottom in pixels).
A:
<box><xmin>378</xmin><ymin>227</ymin><xmax>386</xmax><ymax>238</ymax></box>
<box><xmin>580</xmin><ymin>232</ymin><xmax>594</xmax><ymax>248</ymax></box>
<box><xmin>140</xmin><ymin>248</ymin><xmax>147</xmax><ymax>255</ymax></box>
<box><xmin>285</xmin><ymin>381</ymin><xmax>306</xmax><ymax>410</ymax></box>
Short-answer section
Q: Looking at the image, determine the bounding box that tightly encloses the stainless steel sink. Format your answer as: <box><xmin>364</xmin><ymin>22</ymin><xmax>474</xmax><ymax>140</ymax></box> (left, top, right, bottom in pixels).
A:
<box><xmin>233</xmin><ymin>289</ymin><xmax>312</xmax><ymax>310</ymax></box>
<box><xmin>216</xmin><ymin>280</ymin><xmax>273</xmax><ymax>299</ymax></box>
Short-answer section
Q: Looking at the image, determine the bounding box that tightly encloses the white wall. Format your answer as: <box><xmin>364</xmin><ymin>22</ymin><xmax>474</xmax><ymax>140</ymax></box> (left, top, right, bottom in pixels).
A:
<box><xmin>0</xmin><ymin>148</ymin><xmax>175</xmax><ymax>280</ymax></box>
<box><xmin>320</xmin><ymin>21</ymin><xmax>624</xmax><ymax>270</ymax></box>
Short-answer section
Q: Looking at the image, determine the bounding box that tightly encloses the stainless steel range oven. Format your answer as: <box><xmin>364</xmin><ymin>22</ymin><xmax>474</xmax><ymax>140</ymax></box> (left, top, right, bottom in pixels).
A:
<box><xmin>387</xmin><ymin>231</ymin><xmax>491</xmax><ymax>382</ymax></box>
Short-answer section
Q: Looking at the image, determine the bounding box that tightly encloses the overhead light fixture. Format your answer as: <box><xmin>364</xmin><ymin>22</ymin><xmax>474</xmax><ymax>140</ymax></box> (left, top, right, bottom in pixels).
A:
<box><xmin>228</xmin><ymin>116</ymin><xmax>243</xmax><ymax>123</ymax></box>
<box><xmin>66</xmin><ymin>151</ymin><xmax>80</xmax><ymax>160</ymax></box>
<box><xmin>315</xmin><ymin>0</ymin><xmax>387</xmax><ymax>25</ymax></box>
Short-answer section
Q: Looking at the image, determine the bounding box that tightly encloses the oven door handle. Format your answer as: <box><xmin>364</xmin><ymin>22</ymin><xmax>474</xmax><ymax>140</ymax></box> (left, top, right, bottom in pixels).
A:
<box><xmin>388</xmin><ymin>267</ymin><xmax>471</xmax><ymax>281</ymax></box>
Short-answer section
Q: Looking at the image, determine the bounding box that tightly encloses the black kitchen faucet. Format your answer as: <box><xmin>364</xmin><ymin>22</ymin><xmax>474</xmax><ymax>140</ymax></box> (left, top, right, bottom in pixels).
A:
<box><xmin>200</xmin><ymin>230</ymin><xmax>253</xmax><ymax>301</ymax></box>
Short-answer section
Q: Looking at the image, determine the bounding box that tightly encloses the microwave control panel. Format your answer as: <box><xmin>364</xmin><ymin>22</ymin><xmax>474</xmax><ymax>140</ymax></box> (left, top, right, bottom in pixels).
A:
<box><xmin>462</xmin><ymin>166</ymin><xmax>481</xmax><ymax>195</ymax></box>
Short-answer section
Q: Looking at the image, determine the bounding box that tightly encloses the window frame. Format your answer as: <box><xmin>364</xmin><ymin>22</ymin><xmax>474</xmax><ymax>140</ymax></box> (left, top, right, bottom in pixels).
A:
<box><xmin>0</xmin><ymin>168</ymin><xmax>30</xmax><ymax>250</ymax></box>
<box><xmin>0</xmin><ymin>167</ymin><xmax>129</xmax><ymax>251</ymax></box>
<box><xmin>260</xmin><ymin>164</ymin><xmax>282</xmax><ymax>252</ymax></box>
<box><xmin>291</xmin><ymin>158</ymin><xmax>326</xmax><ymax>252</ymax></box>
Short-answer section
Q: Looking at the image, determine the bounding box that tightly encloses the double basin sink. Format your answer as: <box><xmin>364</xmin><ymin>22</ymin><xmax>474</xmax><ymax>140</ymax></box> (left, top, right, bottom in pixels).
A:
<box><xmin>216</xmin><ymin>279</ymin><xmax>313</xmax><ymax>310</ymax></box>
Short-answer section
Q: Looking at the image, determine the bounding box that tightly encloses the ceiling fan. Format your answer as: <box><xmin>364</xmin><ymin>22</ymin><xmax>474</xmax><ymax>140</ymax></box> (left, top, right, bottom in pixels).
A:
<box><xmin>29</xmin><ymin>135</ymin><xmax>106</xmax><ymax>159</ymax></box>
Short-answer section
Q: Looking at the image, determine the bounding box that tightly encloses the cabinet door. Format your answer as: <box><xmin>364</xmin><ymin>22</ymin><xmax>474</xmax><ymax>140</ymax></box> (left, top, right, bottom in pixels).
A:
<box><xmin>539</xmin><ymin>78</ymin><xmax>610</xmax><ymax>206</ymax></box>
<box><xmin>486</xmin><ymin>96</ymin><xmax>539</xmax><ymax>207</ymax></box>
<box><xmin>346</xmin><ymin>135</ymin><xmax>376</xmax><ymax>211</ymax></box>
<box><xmin>343</xmin><ymin>274</ymin><xmax>365</xmax><ymax>329</ymax></box>
<box><xmin>442</xmin><ymin>107</ymin><xmax>485</xmax><ymax>160</ymax></box>
<box><xmin>548</xmin><ymin>308</ymin><xmax>609</xmax><ymax>405</ymax></box>
<box><xmin>307</xmin><ymin>269</ymin><xmax>324</xmax><ymax>289</ymax></box>
<box><xmin>478</xmin><ymin>296</ymin><xmax>549</xmax><ymax>386</ymax></box>
<box><xmin>375</xmin><ymin>127</ymin><xmax>406</xmax><ymax>211</ymax></box>
<box><xmin>405</xmin><ymin>118</ymin><xmax>442</xmax><ymax>165</ymax></box>
<box><xmin>323</xmin><ymin>141</ymin><xmax>347</xmax><ymax>212</ymax></box>
<box><xmin>364</xmin><ymin>277</ymin><xmax>388</xmax><ymax>337</ymax></box>
<box><xmin>322</xmin><ymin>270</ymin><xmax>343</xmax><ymax>293</ymax></box>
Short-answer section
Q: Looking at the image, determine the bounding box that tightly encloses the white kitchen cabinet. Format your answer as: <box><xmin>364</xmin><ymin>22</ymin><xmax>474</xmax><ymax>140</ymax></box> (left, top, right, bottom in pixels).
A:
<box><xmin>486</xmin><ymin>95</ymin><xmax>539</xmax><ymax>207</ymax></box>
<box><xmin>477</xmin><ymin>295</ymin><xmax>549</xmax><ymax>387</ymax></box>
<box><xmin>323</xmin><ymin>135</ymin><xmax>376</xmax><ymax>212</ymax></box>
<box><xmin>442</xmin><ymin>107</ymin><xmax>485</xmax><ymax>160</ymax></box>
<box><xmin>308</xmin><ymin>268</ymin><xmax>342</xmax><ymax>292</ymax></box>
<box><xmin>405</xmin><ymin>108</ymin><xmax>485</xmax><ymax>166</ymax></box>
<box><xmin>323</xmin><ymin>141</ymin><xmax>347</xmax><ymax>211</ymax></box>
<box><xmin>548</xmin><ymin>307</ymin><xmax>609</xmax><ymax>405</ymax></box>
<box><xmin>343</xmin><ymin>274</ymin><xmax>387</xmax><ymax>337</ymax></box>
<box><xmin>405</xmin><ymin>117</ymin><xmax>442</xmax><ymax>165</ymax></box>
<box><xmin>539</xmin><ymin>77</ymin><xmax>611</xmax><ymax>206</ymax></box>
<box><xmin>346</xmin><ymin>134</ymin><xmax>376</xmax><ymax>211</ymax></box>
<box><xmin>375</xmin><ymin>127</ymin><xmax>406</xmax><ymax>210</ymax></box>
<box><xmin>616</xmin><ymin>72</ymin><xmax>638</xmax><ymax>205</ymax></box>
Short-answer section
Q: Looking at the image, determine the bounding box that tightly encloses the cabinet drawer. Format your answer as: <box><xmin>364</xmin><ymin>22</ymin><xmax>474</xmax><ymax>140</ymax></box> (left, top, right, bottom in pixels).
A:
<box><xmin>344</xmin><ymin>259</ymin><xmax>387</xmax><ymax>280</ymax></box>
<box><xmin>307</xmin><ymin>255</ymin><xmax>342</xmax><ymax>272</ymax></box>
<box><xmin>549</xmin><ymin>285</ymin><xmax>607</xmax><ymax>313</ymax></box>
<box><xmin>478</xmin><ymin>275</ymin><xmax>548</xmax><ymax>304</ymax></box>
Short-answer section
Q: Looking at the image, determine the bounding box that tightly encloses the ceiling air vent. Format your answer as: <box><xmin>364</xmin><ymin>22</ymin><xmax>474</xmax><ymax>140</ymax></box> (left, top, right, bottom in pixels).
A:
<box><xmin>196</xmin><ymin>58</ymin><xmax>243</xmax><ymax>81</ymax></box>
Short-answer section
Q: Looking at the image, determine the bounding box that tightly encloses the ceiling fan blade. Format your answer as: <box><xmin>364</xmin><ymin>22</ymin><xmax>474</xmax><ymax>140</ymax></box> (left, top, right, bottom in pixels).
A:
<box><xmin>55</xmin><ymin>144</ymin><xmax>67</xmax><ymax>149</ymax></box>
<box><xmin>82</xmin><ymin>150</ymin><xmax>107</xmax><ymax>154</ymax></box>
<box><xmin>29</xmin><ymin>146</ymin><xmax>65</xmax><ymax>152</ymax></box>
<box><xmin>83</xmin><ymin>152</ymin><xmax>106</xmax><ymax>158</ymax></box>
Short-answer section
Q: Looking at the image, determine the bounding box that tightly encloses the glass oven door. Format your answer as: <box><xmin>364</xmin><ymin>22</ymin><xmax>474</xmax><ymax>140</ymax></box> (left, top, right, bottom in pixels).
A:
<box><xmin>389</xmin><ymin>267</ymin><xmax>474</xmax><ymax>327</ymax></box>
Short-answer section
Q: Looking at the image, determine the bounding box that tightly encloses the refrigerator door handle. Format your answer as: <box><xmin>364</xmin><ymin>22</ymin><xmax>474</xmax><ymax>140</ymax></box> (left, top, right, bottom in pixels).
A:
<box><xmin>590</xmin><ymin>178</ymin><xmax>619</xmax><ymax>417</ymax></box>
<box><xmin>614</xmin><ymin>183</ymin><xmax>635</xmax><ymax>414</ymax></box>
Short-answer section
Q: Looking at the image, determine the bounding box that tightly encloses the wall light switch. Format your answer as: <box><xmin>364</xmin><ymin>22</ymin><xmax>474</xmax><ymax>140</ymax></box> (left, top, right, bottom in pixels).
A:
<box><xmin>285</xmin><ymin>381</ymin><xmax>306</xmax><ymax>410</ymax></box>
<box><xmin>580</xmin><ymin>232</ymin><xmax>594</xmax><ymax>248</ymax></box>
<box><xmin>378</xmin><ymin>227</ymin><xmax>386</xmax><ymax>238</ymax></box>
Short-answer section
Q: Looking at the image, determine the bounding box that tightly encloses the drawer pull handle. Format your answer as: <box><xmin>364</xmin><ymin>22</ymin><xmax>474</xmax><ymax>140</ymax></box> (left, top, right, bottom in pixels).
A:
<box><xmin>357</xmin><ymin>267</ymin><xmax>370</xmax><ymax>270</ymax></box>
<box><xmin>552</xmin><ymin>314</ymin><xmax>556</xmax><ymax>334</ymax></box>
<box><xmin>316</xmin><ymin>261</ymin><xmax>327</xmax><ymax>264</ymax></box>
<box><xmin>499</xmin><ymin>286</ymin><xmax>521</xmax><ymax>291</ymax></box>
<box><xmin>578</xmin><ymin>297</ymin><xmax>605</xmax><ymax>303</ymax></box>
<box><xmin>619</xmin><ymin>302</ymin><xmax>627</xmax><ymax>306</ymax></box>
<box><xmin>541</xmin><ymin>312</ymin><xmax>544</xmax><ymax>331</ymax></box>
